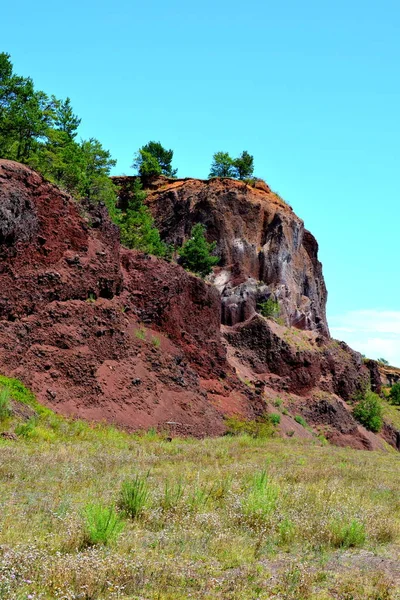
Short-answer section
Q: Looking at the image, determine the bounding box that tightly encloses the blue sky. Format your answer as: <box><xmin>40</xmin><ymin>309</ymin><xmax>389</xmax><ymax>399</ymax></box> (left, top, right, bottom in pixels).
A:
<box><xmin>3</xmin><ymin>0</ymin><xmax>400</xmax><ymax>363</ymax></box>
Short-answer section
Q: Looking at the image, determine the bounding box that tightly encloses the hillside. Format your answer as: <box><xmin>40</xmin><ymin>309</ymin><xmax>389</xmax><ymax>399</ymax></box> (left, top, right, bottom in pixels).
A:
<box><xmin>0</xmin><ymin>160</ymin><xmax>398</xmax><ymax>450</ymax></box>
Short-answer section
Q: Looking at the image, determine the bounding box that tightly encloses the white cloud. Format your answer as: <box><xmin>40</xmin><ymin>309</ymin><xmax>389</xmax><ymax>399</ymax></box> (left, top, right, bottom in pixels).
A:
<box><xmin>329</xmin><ymin>310</ymin><xmax>400</xmax><ymax>367</ymax></box>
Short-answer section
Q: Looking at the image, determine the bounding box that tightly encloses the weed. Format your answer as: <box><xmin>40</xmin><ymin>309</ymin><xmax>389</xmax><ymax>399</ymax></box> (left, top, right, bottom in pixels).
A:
<box><xmin>242</xmin><ymin>469</ymin><xmax>279</xmax><ymax>525</ymax></box>
<box><xmin>151</xmin><ymin>335</ymin><xmax>161</xmax><ymax>348</ymax></box>
<box><xmin>329</xmin><ymin>518</ymin><xmax>366</xmax><ymax>548</ymax></box>
<box><xmin>135</xmin><ymin>327</ymin><xmax>146</xmax><ymax>340</ymax></box>
<box><xmin>82</xmin><ymin>504</ymin><xmax>124</xmax><ymax>546</ymax></box>
<box><xmin>0</xmin><ymin>387</ymin><xmax>11</xmax><ymax>421</ymax></box>
<box><xmin>294</xmin><ymin>415</ymin><xmax>307</xmax><ymax>428</ymax></box>
<box><xmin>160</xmin><ymin>479</ymin><xmax>184</xmax><ymax>512</ymax></box>
<box><xmin>118</xmin><ymin>473</ymin><xmax>150</xmax><ymax>519</ymax></box>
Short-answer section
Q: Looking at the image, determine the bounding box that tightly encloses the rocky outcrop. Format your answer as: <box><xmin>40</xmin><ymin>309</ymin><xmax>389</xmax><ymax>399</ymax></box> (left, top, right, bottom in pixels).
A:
<box><xmin>0</xmin><ymin>161</ymin><xmax>397</xmax><ymax>449</ymax></box>
<box><xmin>116</xmin><ymin>176</ymin><xmax>329</xmax><ymax>336</ymax></box>
<box><xmin>0</xmin><ymin>160</ymin><xmax>260</xmax><ymax>435</ymax></box>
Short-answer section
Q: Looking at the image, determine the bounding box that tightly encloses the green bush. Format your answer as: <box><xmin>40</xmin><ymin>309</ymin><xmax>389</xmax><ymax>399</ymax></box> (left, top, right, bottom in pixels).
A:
<box><xmin>118</xmin><ymin>474</ymin><xmax>150</xmax><ymax>520</ymax></box>
<box><xmin>269</xmin><ymin>413</ymin><xmax>281</xmax><ymax>426</ymax></box>
<box><xmin>83</xmin><ymin>504</ymin><xmax>124</xmax><ymax>546</ymax></box>
<box><xmin>258</xmin><ymin>298</ymin><xmax>280</xmax><ymax>319</ymax></box>
<box><xmin>294</xmin><ymin>415</ymin><xmax>307</xmax><ymax>428</ymax></box>
<box><xmin>353</xmin><ymin>390</ymin><xmax>383</xmax><ymax>432</ymax></box>
<box><xmin>0</xmin><ymin>387</ymin><xmax>11</xmax><ymax>421</ymax></box>
<box><xmin>389</xmin><ymin>382</ymin><xmax>400</xmax><ymax>406</ymax></box>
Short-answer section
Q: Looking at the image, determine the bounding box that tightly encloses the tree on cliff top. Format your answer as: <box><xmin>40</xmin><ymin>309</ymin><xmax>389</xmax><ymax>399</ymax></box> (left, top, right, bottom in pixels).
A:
<box><xmin>234</xmin><ymin>150</ymin><xmax>254</xmax><ymax>180</ymax></box>
<box><xmin>179</xmin><ymin>224</ymin><xmax>219</xmax><ymax>277</ymax></box>
<box><xmin>132</xmin><ymin>141</ymin><xmax>177</xmax><ymax>178</ymax></box>
<box><xmin>209</xmin><ymin>150</ymin><xmax>254</xmax><ymax>179</ymax></box>
<box><xmin>209</xmin><ymin>151</ymin><xmax>236</xmax><ymax>178</ymax></box>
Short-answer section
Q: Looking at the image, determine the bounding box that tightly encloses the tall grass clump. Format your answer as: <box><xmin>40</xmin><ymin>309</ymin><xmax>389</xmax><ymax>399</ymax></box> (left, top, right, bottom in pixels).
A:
<box><xmin>118</xmin><ymin>473</ymin><xmax>150</xmax><ymax>519</ymax></box>
<box><xmin>242</xmin><ymin>469</ymin><xmax>279</xmax><ymax>525</ymax></box>
<box><xmin>329</xmin><ymin>518</ymin><xmax>366</xmax><ymax>548</ymax></box>
<box><xmin>82</xmin><ymin>504</ymin><xmax>124</xmax><ymax>546</ymax></box>
<box><xmin>0</xmin><ymin>387</ymin><xmax>11</xmax><ymax>420</ymax></box>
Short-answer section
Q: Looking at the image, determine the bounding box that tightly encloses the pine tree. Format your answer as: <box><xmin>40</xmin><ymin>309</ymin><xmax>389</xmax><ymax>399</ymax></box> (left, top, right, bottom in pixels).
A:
<box><xmin>119</xmin><ymin>179</ymin><xmax>168</xmax><ymax>257</ymax></box>
<box><xmin>179</xmin><ymin>224</ymin><xmax>219</xmax><ymax>277</ymax></box>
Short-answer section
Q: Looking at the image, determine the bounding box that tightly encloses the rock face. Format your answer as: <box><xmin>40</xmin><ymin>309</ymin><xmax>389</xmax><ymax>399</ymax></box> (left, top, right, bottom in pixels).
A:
<box><xmin>138</xmin><ymin>177</ymin><xmax>329</xmax><ymax>335</ymax></box>
<box><xmin>0</xmin><ymin>161</ymin><xmax>397</xmax><ymax>449</ymax></box>
<box><xmin>0</xmin><ymin>160</ymin><xmax>260</xmax><ymax>435</ymax></box>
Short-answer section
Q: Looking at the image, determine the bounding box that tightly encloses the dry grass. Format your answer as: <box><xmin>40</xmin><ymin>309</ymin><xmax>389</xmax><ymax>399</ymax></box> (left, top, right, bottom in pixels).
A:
<box><xmin>0</xmin><ymin>377</ymin><xmax>400</xmax><ymax>598</ymax></box>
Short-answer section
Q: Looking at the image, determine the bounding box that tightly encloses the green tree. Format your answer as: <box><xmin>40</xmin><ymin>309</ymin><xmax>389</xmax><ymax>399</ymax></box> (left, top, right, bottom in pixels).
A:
<box><xmin>179</xmin><ymin>223</ymin><xmax>219</xmax><ymax>277</ymax></box>
<box><xmin>209</xmin><ymin>151</ymin><xmax>235</xmax><ymax>178</ymax></box>
<box><xmin>132</xmin><ymin>141</ymin><xmax>177</xmax><ymax>177</ymax></box>
<box><xmin>119</xmin><ymin>179</ymin><xmax>168</xmax><ymax>257</ymax></box>
<box><xmin>389</xmin><ymin>382</ymin><xmax>400</xmax><ymax>406</ymax></box>
<box><xmin>0</xmin><ymin>52</ymin><xmax>119</xmax><ymax>219</ymax></box>
<box><xmin>234</xmin><ymin>150</ymin><xmax>254</xmax><ymax>179</ymax></box>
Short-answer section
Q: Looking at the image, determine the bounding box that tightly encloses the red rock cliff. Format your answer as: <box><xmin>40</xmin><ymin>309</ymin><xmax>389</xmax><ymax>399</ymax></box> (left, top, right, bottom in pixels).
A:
<box><xmin>113</xmin><ymin>176</ymin><xmax>329</xmax><ymax>336</ymax></box>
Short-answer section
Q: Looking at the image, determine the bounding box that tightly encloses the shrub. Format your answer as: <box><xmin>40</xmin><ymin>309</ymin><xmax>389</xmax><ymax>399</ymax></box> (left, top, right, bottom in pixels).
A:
<box><xmin>294</xmin><ymin>415</ymin><xmax>307</xmax><ymax>428</ymax></box>
<box><xmin>269</xmin><ymin>413</ymin><xmax>281</xmax><ymax>426</ymax></box>
<box><xmin>353</xmin><ymin>390</ymin><xmax>383</xmax><ymax>432</ymax></box>
<box><xmin>389</xmin><ymin>382</ymin><xmax>400</xmax><ymax>406</ymax></box>
<box><xmin>225</xmin><ymin>415</ymin><xmax>274</xmax><ymax>439</ymax></box>
<box><xmin>118</xmin><ymin>474</ymin><xmax>150</xmax><ymax>520</ymax></box>
<box><xmin>178</xmin><ymin>223</ymin><xmax>219</xmax><ymax>277</ymax></box>
<box><xmin>0</xmin><ymin>387</ymin><xmax>11</xmax><ymax>420</ymax></box>
<box><xmin>83</xmin><ymin>504</ymin><xmax>124</xmax><ymax>546</ymax></box>
<box><xmin>258</xmin><ymin>298</ymin><xmax>280</xmax><ymax>319</ymax></box>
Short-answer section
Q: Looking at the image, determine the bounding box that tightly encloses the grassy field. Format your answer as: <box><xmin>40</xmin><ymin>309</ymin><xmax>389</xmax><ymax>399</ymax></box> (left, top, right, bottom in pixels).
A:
<box><xmin>0</xmin><ymin>378</ymin><xmax>400</xmax><ymax>599</ymax></box>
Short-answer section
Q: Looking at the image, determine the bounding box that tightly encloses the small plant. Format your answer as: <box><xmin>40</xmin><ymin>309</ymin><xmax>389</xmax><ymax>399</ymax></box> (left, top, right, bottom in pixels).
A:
<box><xmin>273</xmin><ymin>398</ymin><xmax>283</xmax><ymax>409</ymax></box>
<box><xmin>0</xmin><ymin>387</ymin><xmax>11</xmax><ymax>421</ymax></box>
<box><xmin>15</xmin><ymin>416</ymin><xmax>38</xmax><ymax>438</ymax></box>
<box><xmin>389</xmin><ymin>382</ymin><xmax>400</xmax><ymax>406</ymax></box>
<box><xmin>242</xmin><ymin>469</ymin><xmax>279</xmax><ymax>524</ymax></box>
<box><xmin>135</xmin><ymin>327</ymin><xmax>146</xmax><ymax>341</ymax></box>
<box><xmin>329</xmin><ymin>518</ymin><xmax>366</xmax><ymax>548</ymax></box>
<box><xmin>82</xmin><ymin>504</ymin><xmax>124</xmax><ymax>546</ymax></box>
<box><xmin>269</xmin><ymin>413</ymin><xmax>281</xmax><ymax>426</ymax></box>
<box><xmin>160</xmin><ymin>479</ymin><xmax>184</xmax><ymax>512</ymax></box>
<box><xmin>151</xmin><ymin>335</ymin><xmax>161</xmax><ymax>348</ymax></box>
<box><xmin>294</xmin><ymin>415</ymin><xmax>307</xmax><ymax>428</ymax></box>
<box><xmin>86</xmin><ymin>293</ymin><xmax>96</xmax><ymax>303</ymax></box>
<box><xmin>118</xmin><ymin>473</ymin><xmax>150</xmax><ymax>519</ymax></box>
<box><xmin>353</xmin><ymin>390</ymin><xmax>383</xmax><ymax>432</ymax></box>
<box><xmin>258</xmin><ymin>298</ymin><xmax>280</xmax><ymax>319</ymax></box>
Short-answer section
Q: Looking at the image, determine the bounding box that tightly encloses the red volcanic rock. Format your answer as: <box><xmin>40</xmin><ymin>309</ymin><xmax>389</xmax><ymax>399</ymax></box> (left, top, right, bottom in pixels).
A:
<box><xmin>0</xmin><ymin>161</ymin><xmax>397</xmax><ymax>449</ymax></box>
<box><xmin>0</xmin><ymin>160</ymin><xmax>258</xmax><ymax>435</ymax></box>
<box><xmin>113</xmin><ymin>176</ymin><xmax>328</xmax><ymax>335</ymax></box>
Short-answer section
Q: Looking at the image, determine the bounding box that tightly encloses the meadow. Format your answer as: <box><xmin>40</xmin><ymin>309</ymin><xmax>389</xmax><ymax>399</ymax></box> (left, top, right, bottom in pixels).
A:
<box><xmin>0</xmin><ymin>377</ymin><xmax>399</xmax><ymax>599</ymax></box>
